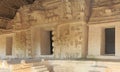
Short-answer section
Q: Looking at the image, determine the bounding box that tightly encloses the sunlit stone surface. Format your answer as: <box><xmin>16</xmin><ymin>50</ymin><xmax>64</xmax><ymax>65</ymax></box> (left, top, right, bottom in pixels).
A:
<box><xmin>0</xmin><ymin>0</ymin><xmax>120</xmax><ymax>72</ymax></box>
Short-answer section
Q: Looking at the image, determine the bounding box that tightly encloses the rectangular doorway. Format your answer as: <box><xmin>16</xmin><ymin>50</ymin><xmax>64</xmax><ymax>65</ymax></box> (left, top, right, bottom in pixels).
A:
<box><xmin>49</xmin><ymin>31</ymin><xmax>53</xmax><ymax>54</ymax></box>
<box><xmin>6</xmin><ymin>37</ymin><xmax>13</xmax><ymax>55</ymax></box>
<box><xmin>105</xmin><ymin>28</ymin><xmax>115</xmax><ymax>54</ymax></box>
<box><xmin>40</xmin><ymin>30</ymin><xmax>53</xmax><ymax>55</ymax></box>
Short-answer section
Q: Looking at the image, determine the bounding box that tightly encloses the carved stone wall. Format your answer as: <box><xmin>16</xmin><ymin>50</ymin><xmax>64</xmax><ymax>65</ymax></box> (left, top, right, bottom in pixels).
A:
<box><xmin>25</xmin><ymin>30</ymin><xmax>33</xmax><ymax>58</ymax></box>
<box><xmin>14</xmin><ymin>30</ymin><xmax>32</xmax><ymax>58</ymax></box>
<box><xmin>89</xmin><ymin>3</ymin><xmax>120</xmax><ymax>24</ymax></box>
<box><xmin>10</xmin><ymin>0</ymin><xmax>91</xmax><ymax>28</ymax></box>
<box><xmin>0</xmin><ymin>0</ymin><xmax>91</xmax><ymax>59</ymax></box>
<box><xmin>15</xmin><ymin>31</ymin><xmax>26</xmax><ymax>58</ymax></box>
<box><xmin>12</xmin><ymin>6</ymin><xmax>33</xmax><ymax>30</ymax></box>
<box><xmin>53</xmin><ymin>23</ymin><xmax>84</xmax><ymax>59</ymax></box>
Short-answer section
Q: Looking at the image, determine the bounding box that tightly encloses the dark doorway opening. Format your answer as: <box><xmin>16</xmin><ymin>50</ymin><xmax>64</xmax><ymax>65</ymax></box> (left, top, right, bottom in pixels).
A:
<box><xmin>6</xmin><ymin>37</ymin><xmax>13</xmax><ymax>55</ymax></box>
<box><xmin>50</xmin><ymin>31</ymin><xmax>53</xmax><ymax>54</ymax></box>
<box><xmin>105</xmin><ymin>28</ymin><xmax>115</xmax><ymax>54</ymax></box>
<box><xmin>40</xmin><ymin>30</ymin><xmax>53</xmax><ymax>55</ymax></box>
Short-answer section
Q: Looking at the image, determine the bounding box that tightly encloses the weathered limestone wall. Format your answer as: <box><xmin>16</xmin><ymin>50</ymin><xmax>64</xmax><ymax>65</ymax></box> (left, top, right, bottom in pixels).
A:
<box><xmin>14</xmin><ymin>31</ymin><xmax>26</xmax><ymax>58</ymax></box>
<box><xmin>53</xmin><ymin>23</ymin><xmax>87</xmax><ymax>59</ymax></box>
<box><xmin>0</xmin><ymin>35</ymin><xmax>7</xmax><ymax>58</ymax></box>
<box><xmin>0</xmin><ymin>29</ymin><xmax>33</xmax><ymax>59</ymax></box>
<box><xmin>0</xmin><ymin>22</ymin><xmax>87</xmax><ymax>59</ymax></box>
<box><xmin>0</xmin><ymin>0</ymin><xmax>90</xmax><ymax>59</ymax></box>
<box><xmin>31</xmin><ymin>22</ymin><xmax>87</xmax><ymax>59</ymax></box>
<box><xmin>88</xmin><ymin>26</ymin><xmax>102</xmax><ymax>56</ymax></box>
<box><xmin>0</xmin><ymin>34</ymin><xmax>15</xmax><ymax>59</ymax></box>
<box><xmin>14</xmin><ymin>30</ymin><xmax>33</xmax><ymax>58</ymax></box>
<box><xmin>88</xmin><ymin>22</ymin><xmax>120</xmax><ymax>59</ymax></box>
<box><xmin>32</xmin><ymin>27</ymin><xmax>41</xmax><ymax>57</ymax></box>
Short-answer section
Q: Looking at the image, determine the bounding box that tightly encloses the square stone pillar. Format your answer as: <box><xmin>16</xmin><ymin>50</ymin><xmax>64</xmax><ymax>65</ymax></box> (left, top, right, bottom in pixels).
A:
<box><xmin>88</xmin><ymin>26</ymin><xmax>103</xmax><ymax>57</ymax></box>
<box><xmin>115</xmin><ymin>26</ymin><xmax>120</xmax><ymax>57</ymax></box>
<box><xmin>81</xmin><ymin>24</ymin><xmax>88</xmax><ymax>58</ymax></box>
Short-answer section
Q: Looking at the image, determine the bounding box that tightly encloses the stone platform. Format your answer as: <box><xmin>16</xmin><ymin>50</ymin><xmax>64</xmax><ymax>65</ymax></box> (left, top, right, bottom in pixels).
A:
<box><xmin>0</xmin><ymin>58</ymin><xmax>120</xmax><ymax>72</ymax></box>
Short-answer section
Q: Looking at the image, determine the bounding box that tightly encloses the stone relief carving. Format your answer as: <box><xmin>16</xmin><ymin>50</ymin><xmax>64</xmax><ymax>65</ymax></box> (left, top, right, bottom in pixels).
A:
<box><xmin>90</xmin><ymin>4</ymin><xmax>120</xmax><ymax>23</ymax></box>
<box><xmin>0</xmin><ymin>0</ymin><xmax>89</xmax><ymax>59</ymax></box>
<box><xmin>6</xmin><ymin>0</ymin><xmax>91</xmax><ymax>31</ymax></box>
<box><xmin>12</xmin><ymin>0</ymin><xmax>90</xmax><ymax>28</ymax></box>
<box><xmin>44</xmin><ymin>8</ymin><xmax>60</xmax><ymax>23</ymax></box>
<box><xmin>15</xmin><ymin>30</ymin><xmax>32</xmax><ymax>58</ymax></box>
<box><xmin>15</xmin><ymin>32</ymin><xmax>26</xmax><ymax>58</ymax></box>
<box><xmin>25</xmin><ymin>30</ymin><xmax>33</xmax><ymax>58</ymax></box>
<box><xmin>11</xmin><ymin>6</ymin><xmax>33</xmax><ymax>30</ymax></box>
<box><xmin>63</xmin><ymin>0</ymin><xmax>72</xmax><ymax>19</ymax></box>
<box><xmin>54</xmin><ymin>24</ymin><xmax>83</xmax><ymax>59</ymax></box>
<box><xmin>93</xmin><ymin>0</ymin><xmax>120</xmax><ymax>7</ymax></box>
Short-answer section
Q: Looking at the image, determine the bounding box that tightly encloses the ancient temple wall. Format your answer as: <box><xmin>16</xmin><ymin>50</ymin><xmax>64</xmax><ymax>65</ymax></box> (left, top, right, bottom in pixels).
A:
<box><xmin>32</xmin><ymin>27</ymin><xmax>52</xmax><ymax>57</ymax></box>
<box><xmin>3</xmin><ymin>0</ymin><xmax>91</xmax><ymax>59</ymax></box>
<box><xmin>53</xmin><ymin>23</ymin><xmax>87</xmax><ymax>59</ymax></box>
<box><xmin>14</xmin><ymin>30</ymin><xmax>33</xmax><ymax>58</ymax></box>
<box><xmin>88</xmin><ymin>22</ymin><xmax>120</xmax><ymax>59</ymax></box>
<box><xmin>0</xmin><ymin>33</ymin><xmax>16</xmax><ymax>59</ymax></box>
<box><xmin>31</xmin><ymin>22</ymin><xmax>88</xmax><ymax>59</ymax></box>
<box><xmin>14</xmin><ymin>31</ymin><xmax>27</xmax><ymax>58</ymax></box>
<box><xmin>0</xmin><ymin>35</ymin><xmax>7</xmax><ymax>58</ymax></box>
<box><xmin>0</xmin><ymin>29</ymin><xmax>34</xmax><ymax>59</ymax></box>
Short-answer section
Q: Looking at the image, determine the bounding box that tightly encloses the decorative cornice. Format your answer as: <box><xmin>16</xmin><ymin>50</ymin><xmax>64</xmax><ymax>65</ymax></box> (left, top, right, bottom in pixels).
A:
<box><xmin>92</xmin><ymin>0</ymin><xmax>120</xmax><ymax>8</ymax></box>
<box><xmin>89</xmin><ymin>3</ymin><xmax>120</xmax><ymax>24</ymax></box>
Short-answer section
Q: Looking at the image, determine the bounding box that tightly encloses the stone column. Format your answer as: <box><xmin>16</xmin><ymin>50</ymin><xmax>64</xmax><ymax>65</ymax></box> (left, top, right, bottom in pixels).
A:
<box><xmin>115</xmin><ymin>26</ymin><xmax>120</xmax><ymax>57</ymax></box>
<box><xmin>88</xmin><ymin>26</ymin><xmax>103</xmax><ymax>57</ymax></box>
<box><xmin>81</xmin><ymin>24</ymin><xmax>88</xmax><ymax>58</ymax></box>
<box><xmin>26</xmin><ymin>30</ymin><xmax>33</xmax><ymax>58</ymax></box>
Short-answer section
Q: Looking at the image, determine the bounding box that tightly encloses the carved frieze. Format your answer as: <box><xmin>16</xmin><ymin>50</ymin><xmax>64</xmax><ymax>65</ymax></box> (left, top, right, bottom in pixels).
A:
<box><xmin>90</xmin><ymin>4</ymin><xmax>120</xmax><ymax>23</ymax></box>
<box><xmin>92</xmin><ymin>0</ymin><xmax>120</xmax><ymax>8</ymax></box>
<box><xmin>11</xmin><ymin>0</ymin><xmax>91</xmax><ymax>28</ymax></box>
<box><xmin>44</xmin><ymin>8</ymin><xmax>60</xmax><ymax>23</ymax></box>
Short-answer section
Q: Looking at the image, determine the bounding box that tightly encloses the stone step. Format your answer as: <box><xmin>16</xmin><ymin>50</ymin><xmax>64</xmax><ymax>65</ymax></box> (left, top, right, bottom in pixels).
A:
<box><xmin>32</xmin><ymin>65</ymin><xmax>49</xmax><ymax>72</ymax></box>
<box><xmin>43</xmin><ymin>71</ymin><xmax>49</xmax><ymax>72</ymax></box>
<box><xmin>32</xmin><ymin>65</ymin><xmax>45</xmax><ymax>69</ymax></box>
<box><xmin>36</xmin><ymin>69</ymin><xmax>49</xmax><ymax>72</ymax></box>
<box><xmin>32</xmin><ymin>68</ymin><xmax>49</xmax><ymax>72</ymax></box>
<box><xmin>0</xmin><ymin>69</ymin><xmax>10</xmax><ymax>72</ymax></box>
<box><xmin>32</xmin><ymin>63</ymin><xmax>42</xmax><ymax>66</ymax></box>
<box><xmin>33</xmin><ymin>67</ymin><xmax>47</xmax><ymax>70</ymax></box>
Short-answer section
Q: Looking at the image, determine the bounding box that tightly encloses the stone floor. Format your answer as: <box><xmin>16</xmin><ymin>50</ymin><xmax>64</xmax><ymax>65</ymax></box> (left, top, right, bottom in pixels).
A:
<box><xmin>1</xmin><ymin>58</ymin><xmax>120</xmax><ymax>72</ymax></box>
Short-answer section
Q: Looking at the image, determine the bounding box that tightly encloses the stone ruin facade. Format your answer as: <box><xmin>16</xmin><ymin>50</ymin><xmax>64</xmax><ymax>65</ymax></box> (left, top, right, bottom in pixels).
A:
<box><xmin>0</xmin><ymin>0</ymin><xmax>90</xmax><ymax>59</ymax></box>
<box><xmin>0</xmin><ymin>0</ymin><xmax>120</xmax><ymax>72</ymax></box>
